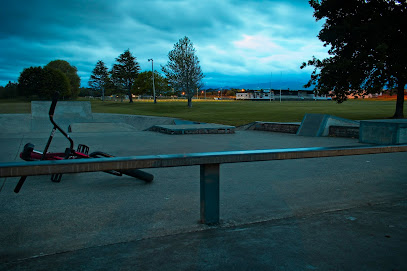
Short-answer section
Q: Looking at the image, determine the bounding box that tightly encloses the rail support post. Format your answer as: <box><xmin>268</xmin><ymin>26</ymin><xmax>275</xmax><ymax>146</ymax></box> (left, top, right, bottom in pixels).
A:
<box><xmin>200</xmin><ymin>163</ymin><xmax>220</xmax><ymax>225</ymax></box>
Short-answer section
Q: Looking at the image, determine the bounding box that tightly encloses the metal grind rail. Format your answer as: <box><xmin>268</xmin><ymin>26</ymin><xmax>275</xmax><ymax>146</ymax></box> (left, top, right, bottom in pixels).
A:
<box><xmin>1</xmin><ymin>144</ymin><xmax>407</xmax><ymax>224</ymax></box>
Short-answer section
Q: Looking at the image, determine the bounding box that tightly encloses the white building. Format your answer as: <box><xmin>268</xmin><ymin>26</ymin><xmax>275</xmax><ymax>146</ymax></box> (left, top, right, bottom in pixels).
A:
<box><xmin>236</xmin><ymin>89</ymin><xmax>274</xmax><ymax>100</ymax></box>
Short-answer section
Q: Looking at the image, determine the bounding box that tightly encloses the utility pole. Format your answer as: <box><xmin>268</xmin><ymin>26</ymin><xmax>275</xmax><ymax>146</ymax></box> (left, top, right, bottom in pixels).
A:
<box><xmin>148</xmin><ymin>58</ymin><xmax>156</xmax><ymax>104</ymax></box>
<box><xmin>279</xmin><ymin>72</ymin><xmax>282</xmax><ymax>103</ymax></box>
<box><xmin>270</xmin><ymin>72</ymin><xmax>272</xmax><ymax>102</ymax></box>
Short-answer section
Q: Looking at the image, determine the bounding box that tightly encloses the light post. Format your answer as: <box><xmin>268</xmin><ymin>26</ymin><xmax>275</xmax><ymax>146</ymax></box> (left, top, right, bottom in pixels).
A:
<box><xmin>270</xmin><ymin>72</ymin><xmax>272</xmax><ymax>102</ymax></box>
<box><xmin>148</xmin><ymin>58</ymin><xmax>156</xmax><ymax>104</ymax></box>
<box><xmin>279</xmin><ymin>72</ymin><xmax>282</xmax><ymax>103</ymax></box>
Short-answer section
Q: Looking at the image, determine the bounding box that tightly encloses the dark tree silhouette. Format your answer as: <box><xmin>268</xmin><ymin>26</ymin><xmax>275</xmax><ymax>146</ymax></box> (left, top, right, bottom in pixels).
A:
<box><xmin>45</xmin><ymin>60</ymin><xmax>80</xmax><ymax>98</ymax></box>
<box><xmin>89</xmin><ymin>60</ymin><xmax>109</xmax><ymax>101</ymax></box>
<box><xmin>301</xmin><ymin>0</ymin><xmax>407</xmax><ymax>118</ymax></box>
<box><xmin>111</xmin><ymin>50</ymin><xmax>140</xmax><ymax>103</ymax></box>
<box><xmin>18</xmin><ymin>66</ymin><xmax>69</xmax><ymax>99</ymax></box>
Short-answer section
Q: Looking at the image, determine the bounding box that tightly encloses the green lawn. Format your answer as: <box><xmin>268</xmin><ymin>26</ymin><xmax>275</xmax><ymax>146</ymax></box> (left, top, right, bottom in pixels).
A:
<box><xmin>0</xmin><ymin>98</ymin><xmax>403</xmax><ymax>126</ymax></box>
<box><xmin>90</xmin><ymin>99</ymin><xmax>402</xmax><ymax>126</ymax></box>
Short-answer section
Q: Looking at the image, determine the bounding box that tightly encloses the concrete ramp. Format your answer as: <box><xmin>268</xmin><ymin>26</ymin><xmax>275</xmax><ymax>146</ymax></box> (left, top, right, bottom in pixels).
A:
<box><xmin>30</xmin><ymin>102</ymin><xmax>177</xmax><ymax>132</ymax></box>
<box><xmin>31</xmin><ymin>101</ymin><xmax>92</xmax><ymax>131</ymax></box>
<box><xmin>150</xmin><ymin>124</ymin><xmax>235</xmax><ymax>135</ymax></box>
<box><xmin>92</xmin><ymin>114</ymin><xmax>177</xmax><ymax>131</ymax></box>
<box><xmin>173</xmin><ymin>119</ymin><xmax>202</xmax><ymax>125</ymax></box>
<box><xmin>31</xmin><ymin>101</ymin><xmax>92</xmax><ymax>120</ymax></box>
<box><xmin>297</xmin><ymin>114</ymin><xmax>359</xmax><ymax>137</ymax></box>
<box><xmin>10</xmin><ymin>101</ymin><xmax>228</xmax><ymax>134</ymax></box>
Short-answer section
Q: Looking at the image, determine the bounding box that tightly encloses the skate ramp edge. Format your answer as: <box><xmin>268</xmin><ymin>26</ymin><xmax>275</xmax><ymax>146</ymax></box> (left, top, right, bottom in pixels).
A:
<box><xmin>297</xmin><ymin>114</ymin><xmax>359</xmax><ymax>137</ymax></box>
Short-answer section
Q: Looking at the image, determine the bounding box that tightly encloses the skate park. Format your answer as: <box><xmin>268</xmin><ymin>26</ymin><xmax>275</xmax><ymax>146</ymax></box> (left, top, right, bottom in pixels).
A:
<box><xmin>0</xmin><ymin>101</ymin><xmax>407</xmax><ymax>270</ymax></box>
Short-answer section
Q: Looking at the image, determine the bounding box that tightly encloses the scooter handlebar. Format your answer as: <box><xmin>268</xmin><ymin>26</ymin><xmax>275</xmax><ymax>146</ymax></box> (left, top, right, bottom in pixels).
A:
<box><xmin>49</xmin><ymin>92</ymin><xmax>59</xmax><ymax>116</ymax></box>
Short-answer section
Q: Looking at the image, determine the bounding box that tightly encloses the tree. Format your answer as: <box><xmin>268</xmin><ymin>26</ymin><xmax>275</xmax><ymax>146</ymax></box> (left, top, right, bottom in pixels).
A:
<box><xmin>42</xmin><ymin>68</ymin><xmax>70</xmax><ymax>99</ymax></box>
<box><xmin>111</xmin><ymin>49</ymin><xmax>140</xmax><ymax>103</ymax></box>
<box><xmin>89</xmin><ymin>60</ymin><xmax>109</xmax><ymax>101</ymax></box>
<box><xmin>162</xmin><ymin>36</ymin><xmax>204</xmax><ymax>107</ymax></box>
<box><xmin>0</xmin><ymin>81</ymin><xmax>18</xmax><ymax>99</ymax></box>
<box><xmin>301</xmin><ymin>0</ymin><xmax>407</xmax><ymax>118</ymax></box>
<box><xmin>4</xmin><ymin>81</ymin><xmax>18</xmax><ymax>98</ymax></box>
<box><xmin>79</xmin><ymin>87</ymin><xmax>92</xmax><ymax>97</ymax></box>
<box><xmin>154</xmin><ymin>72</ymin><xmax>172</xmax><ymax>96</ymax></box>
<box><xmin>133</xmin><ymin>71</ymin><xmax>171</xmax><ymax>96</ymax></box>
<box><xmin>18</xmin><ymin>67</ymin><xmax>44</xmax><ymax>97</ymax></box>
<box><xmin>226</xmin><ymin>90</ymin><xmax>236</xmax><ymax>97</ymax></box>
<box><xmin>45</xmin><ymin>60</ymin><xmax>81</xmax><ymax>98</ymax></box>
<box><xmin>18</xmin><ymin>66</ymin><xmax>69</xmax><ymax>99</ymax></box>
<box><xmin>133</xmin><ymin>71</ymin><xmax>152</xmax><ymax>96</ymax></box>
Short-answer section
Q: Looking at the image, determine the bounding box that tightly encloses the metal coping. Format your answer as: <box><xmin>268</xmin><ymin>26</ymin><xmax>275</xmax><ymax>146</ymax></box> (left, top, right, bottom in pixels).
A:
<box><xmin>1</xmin><ymin>144</ymin><xmax>407</xmax><ymax>178</ymax></box>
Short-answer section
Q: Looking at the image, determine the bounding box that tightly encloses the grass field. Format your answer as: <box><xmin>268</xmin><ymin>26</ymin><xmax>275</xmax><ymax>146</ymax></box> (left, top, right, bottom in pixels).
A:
<box><xmin>0</xmin><ymin>98</ymin><xmax>403</xmax><ymax>126</ymax></box>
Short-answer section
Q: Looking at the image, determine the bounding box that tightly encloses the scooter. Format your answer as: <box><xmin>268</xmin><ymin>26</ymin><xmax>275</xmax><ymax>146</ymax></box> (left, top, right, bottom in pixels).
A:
<box><xmin>15</xmin><ymin>93</ymin><xmax>153</xmax><ymax>193</ymax></box>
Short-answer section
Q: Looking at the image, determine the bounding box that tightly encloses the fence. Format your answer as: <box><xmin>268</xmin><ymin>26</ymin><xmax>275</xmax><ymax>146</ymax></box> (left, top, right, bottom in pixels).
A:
<box><xmin>1</xmin><ymin>144</ymin><xmax>407</xmax><ymax>224</ymax></box>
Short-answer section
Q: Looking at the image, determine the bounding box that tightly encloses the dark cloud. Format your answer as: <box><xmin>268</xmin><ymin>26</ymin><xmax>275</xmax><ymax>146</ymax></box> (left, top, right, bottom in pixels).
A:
<box><xmin>0</xmin><ymin>0</ymin><xmax>326</xmax><ymax>88</ymax></box>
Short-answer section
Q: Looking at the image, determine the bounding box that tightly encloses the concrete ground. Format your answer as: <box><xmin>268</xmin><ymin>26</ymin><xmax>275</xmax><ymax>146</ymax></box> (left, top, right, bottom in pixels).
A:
<box><xmin>0</xmin><ymin>115</ymin><xmax>406</xmax><ymax>270</ymax></box>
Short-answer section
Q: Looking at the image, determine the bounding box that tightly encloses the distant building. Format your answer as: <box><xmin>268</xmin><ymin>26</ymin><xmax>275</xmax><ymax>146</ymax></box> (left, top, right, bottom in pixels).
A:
<box><xmin>236</xmin><ymin>88</ymin><xmax>335</xmax><ymax>101</ymax></box>
<box><xmin>236</xmin><ymin>89</ymin><xmax>274</xmax><ymax>100</ymax></box>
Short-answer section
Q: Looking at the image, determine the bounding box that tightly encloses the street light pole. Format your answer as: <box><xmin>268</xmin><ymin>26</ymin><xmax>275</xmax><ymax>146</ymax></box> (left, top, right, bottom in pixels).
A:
<box><xmin>148</xmin><ymin>58</ymin><xmax>156</xmax><ymax>104</ymax></box>
<box><xmin>280</xmin><ymin>72</ymin><xmax>282</xmax><ymax>103</ymax></box>
<box><xmin>270</xmin><ymin>72</ymin><xmax>272</xmax><ymax>102</ymax></box>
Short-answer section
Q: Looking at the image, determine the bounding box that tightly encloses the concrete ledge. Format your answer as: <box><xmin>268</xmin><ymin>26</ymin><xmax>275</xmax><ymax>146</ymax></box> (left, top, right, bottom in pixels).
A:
<box><xmin>329</xmin><ymin>126</ymin><xmax>360</xmax><ymax>138</ymax></box>
<box><xmin>149</xmin><ymin>124</ymin><xmax>235</xmax><ymax>135</ymax></box>
<box><xmin>173</xmin><ymin>119</ymin><xmax>202</xmax><ymax>125</ymax></box>
<box><xmin>253</xmin><ymin>122</ymin><xmax>300</xmax><ymax>134</ymax></box>
<box><xmin>360</xmin><ymin>119</ymin><xmax>407</xmax><ymax>144</ymax></box>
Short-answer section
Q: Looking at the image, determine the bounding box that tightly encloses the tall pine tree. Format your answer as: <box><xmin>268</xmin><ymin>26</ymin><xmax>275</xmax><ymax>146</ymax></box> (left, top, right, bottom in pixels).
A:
<box><xmin>89</xmin><ymin>60</ymin><xmax>109</xmax><ymax>101</ymax></box>
<box><xmin>111</xmin><ymin>50</ymin><xmax>140</xmax><ymax>103</ymax></box>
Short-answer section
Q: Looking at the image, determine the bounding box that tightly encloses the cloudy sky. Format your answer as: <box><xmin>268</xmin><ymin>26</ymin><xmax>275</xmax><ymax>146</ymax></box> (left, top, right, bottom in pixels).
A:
<box><xmin>0</xmin><ymin>0</ymin><xmax>328</xmax><ymax>89</ymax></box>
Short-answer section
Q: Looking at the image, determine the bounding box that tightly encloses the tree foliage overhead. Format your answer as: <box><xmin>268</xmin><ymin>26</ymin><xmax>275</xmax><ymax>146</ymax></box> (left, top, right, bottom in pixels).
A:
<box><xmin>45</xmin><ymin>60</ymin><xmax>80</xmax><ymax>98</ymax></box>
<box><xmin>111</xmin><ymin>49</ymin><xmax>140</xmax><ymax>103</ymax></box>
<box><xmin>301</xmin><ymin>0</ymin><xmax>407</xmax><ymax>118</ymax></box>
<box><xmin>89</xmin><ymin>60</ymin><xmax>109</xmax><ymax>101</ymax></box>
<box><xmin>162</xmin><ymin>36</ymin><xmax>204</xmax><ymax>107</ymax></box>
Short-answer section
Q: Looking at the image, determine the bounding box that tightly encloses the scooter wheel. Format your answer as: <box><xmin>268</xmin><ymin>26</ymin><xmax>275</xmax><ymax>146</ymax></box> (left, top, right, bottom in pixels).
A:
<box><xmin>20</xmin><ymin>143</ymin><xmax>35</xmax><ymax>161</ymax></box>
